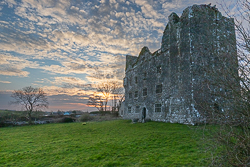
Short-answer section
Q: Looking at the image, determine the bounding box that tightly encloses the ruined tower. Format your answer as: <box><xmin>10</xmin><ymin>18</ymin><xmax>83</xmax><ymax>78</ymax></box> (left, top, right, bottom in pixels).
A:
<box><xmin>122</xmin><ymin>4</ymin><xmax>237</xmax><ymax>125</ymax></box>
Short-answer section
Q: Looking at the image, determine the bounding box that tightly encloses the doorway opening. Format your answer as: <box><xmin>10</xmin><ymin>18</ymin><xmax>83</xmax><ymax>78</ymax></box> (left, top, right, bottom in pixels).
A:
<box><xmin>142</xmin><ymin>107</ymin><xmax>146</xmax><ymax>120</ymax></box>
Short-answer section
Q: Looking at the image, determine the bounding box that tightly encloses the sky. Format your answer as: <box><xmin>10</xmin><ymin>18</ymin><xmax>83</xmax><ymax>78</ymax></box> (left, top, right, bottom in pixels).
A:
<box><xmin>0</xmin><ymin>0</ymin><xmax>237</xmax><ymax>112</ymax></box>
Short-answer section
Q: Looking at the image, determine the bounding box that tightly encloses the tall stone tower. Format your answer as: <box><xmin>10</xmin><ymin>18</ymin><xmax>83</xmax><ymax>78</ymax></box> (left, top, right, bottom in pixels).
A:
<box><xmin>122</xmin><ymin>4</ymin><xmax>238</xmax><ymax>125</ymax></box>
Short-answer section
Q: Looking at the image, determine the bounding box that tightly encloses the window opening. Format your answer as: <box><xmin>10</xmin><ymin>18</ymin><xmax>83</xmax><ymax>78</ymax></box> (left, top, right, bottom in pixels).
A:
<box><xmin>214</xmin><ymin>103</ymin><xmax>220</xmax><ymax>112</ymax></box>
<box><xmin>155</xmin><ymin>104</ymin><xmax>161</xmax><ymax>112</ymax></box>
<box><xmin>157</xmin><ymin>66</ymin><xmax>162</xmax><ymax>74</ymax></box>
<box><xmin>156</xmin><ymin>84</ymin><xmax>162</xmax><ymax>94</ymax></box>
<box><xmin>135</xmin><ymin>106</ymin><xmax>140</xmax><ymax>113</ymax></box>
<box><xmin>134</xmin><ymin>91</ymin><xmax>138</xmax><ymax>98</ymax></box>
<box><xmin>143</xmin><ymin>72</ymin><xmax>147</xmax><ymax>80</ymax></box>
<box><xmin>143</xmin><ymin>88</ymin><xmax>147</xmax><ymax>96</ymax></box>
<box><xmin>129</xmin><ymin>92</ymin><xmax>132</xmax><ymax>99</ymax></box>
<box><xmin>128</xmin><ymin>106</ymin><xmax>132</xmax><ymax>113</ymax></box>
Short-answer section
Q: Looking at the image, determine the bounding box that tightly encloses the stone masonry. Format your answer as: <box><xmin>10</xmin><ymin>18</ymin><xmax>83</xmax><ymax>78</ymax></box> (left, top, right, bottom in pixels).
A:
<box><xmin>122</xmin><ymin>4</ymin><xmax>237</xmax><ymax>125</ymax></box>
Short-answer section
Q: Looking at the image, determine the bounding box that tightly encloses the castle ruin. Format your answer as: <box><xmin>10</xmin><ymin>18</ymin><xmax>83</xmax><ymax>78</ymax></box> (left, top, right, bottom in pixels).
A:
<box><xmin>122</xmin><ymin>4</ymin><xmax>238</xmax><ymax>125</ymax></box>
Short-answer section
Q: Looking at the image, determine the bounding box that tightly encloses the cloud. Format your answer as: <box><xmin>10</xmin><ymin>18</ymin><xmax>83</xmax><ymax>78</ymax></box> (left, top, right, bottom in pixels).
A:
<box><xmin>0</xmin><ymin>53</ymin><xmax>39</xmax><ymax>77</ymax></box>
<box><xmin>0</xmin><ymin>88</ymin><xmax>91</xmax><ymax>111</ymax></box>
<box><xmin>86</xmin><ymin>54</ymin><xmax>125</xmax><ymax>84</ymax></box>
<box><xmin>42</xmin><ymin>85</ymin><xmax>86</xmax><ymax>96</ymax></box>
<box><xmin>70</xmin><ymin>6</ymin><xmax>79</xmax><ymax>11</ymax></box>
<box><xmin>47</xmin><ymin>93</ymin><xmax>91</xmax><ymax>111</ymax></box>
<box><xmin>50</xmin><ymin>77</ymin><xmax>87</xmax><ymax>86</ymax></box>
<box><xmin>0</xmin><ymin>67</ymin><xmax>30</xmax><ymax>77</ymax></box>
<box><xmin>0</xmin><ymin>80</ymin><xmax>11</xmax><ymax>83</ymax></box>
<box><xmin>0</xmin><ymin>1</ymin><xmax>234</xmax><ymax>79</ymax></box>
<box><xmin>0</xmin><ymin>0</ymin><xmax>235</xmax><ymax>62</ymax></box>
<box><xmin>0</xmin><ymin>19</ymin><xmax>52</xmax><ymax>57</ymax></box>
<box><xmin>38</xmin><ymin>57</ymin><xmax>92</xmax><ymax>75</ymax></box>
<box><xmin>0</xmin><ymin>0</ymin><xmax>167</xmax><ymax>65</ymax></box>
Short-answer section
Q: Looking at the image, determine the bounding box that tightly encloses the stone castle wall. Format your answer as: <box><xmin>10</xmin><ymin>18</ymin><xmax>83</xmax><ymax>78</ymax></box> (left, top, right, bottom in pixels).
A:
<box><xmin>123</xmin><ymin>4</ymin><xmax>237</xmax><ymax>125</ymax></box>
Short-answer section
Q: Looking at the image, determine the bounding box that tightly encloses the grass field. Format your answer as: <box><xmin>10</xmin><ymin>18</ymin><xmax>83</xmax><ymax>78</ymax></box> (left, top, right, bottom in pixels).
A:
<box><xmin>0</xmin><ymin>120</ymin><xmax>211</xmax><ymax>166</ymax></box>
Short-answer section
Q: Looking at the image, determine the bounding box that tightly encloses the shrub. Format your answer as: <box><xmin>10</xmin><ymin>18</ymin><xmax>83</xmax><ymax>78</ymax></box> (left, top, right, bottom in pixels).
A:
<box><xmin>57</xmin><ymin>117</ymin><xmax>75</xmax><ymax>123</ymax></box>
<box><xmin>112</xmin><ymin>111</ymin><xmax>119</xmax><ymax>117</ymax></box>
<box><xmin>0</xmin><ymin>121</ymin><xmax>14</xmax><ymax>127</ymax></box>
<box><xmin>0</xmin><ymin>121</ymin><xmax>5</xmax><ymax>127</ymax></box>
<box><xmin>78</xmin><ymin>113</ymin><xmax>94</xmax><ymax>122</ymax></box>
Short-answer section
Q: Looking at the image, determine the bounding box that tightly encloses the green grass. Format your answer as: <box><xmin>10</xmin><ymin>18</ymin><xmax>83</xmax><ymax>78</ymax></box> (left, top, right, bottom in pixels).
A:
<box><xmin>0</xmin><ymin>120</ymin><xmax>211</xmax><ymax>166</ymax></box>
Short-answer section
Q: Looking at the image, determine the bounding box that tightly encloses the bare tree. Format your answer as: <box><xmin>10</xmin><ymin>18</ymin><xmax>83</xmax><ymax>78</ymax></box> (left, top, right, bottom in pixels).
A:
<box><xmin>88</xmin><ymin>66</ymin><xmax>125</xmax><ymax>113</ymax></box>
<box><xmin>96</xmin><ymin>82</ymin><xmax>112</xmax><ymax>112</ymax></box>
<box><xmin>197</xmin><ymin>1</ymin><xmax>250</xmax><ymax>166</ymax></box>
<box><xmin>10</xmin><ymin>86</ymin><xmax>48</xmax><ymax>124</ymax></box>
<box><xmin>96</xmin><ymin>81</ymin><xmax>124</xmax><ymax>113</ymax></box>
<box><xmin>87</xmin><ymin>94</ymin><xmax>104</xmax><ymax>112</ymax></box>
<box><xmin>110</xmin><ymin>81</ymin><xmax>124</xmax><ymax>113</ymax></box>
